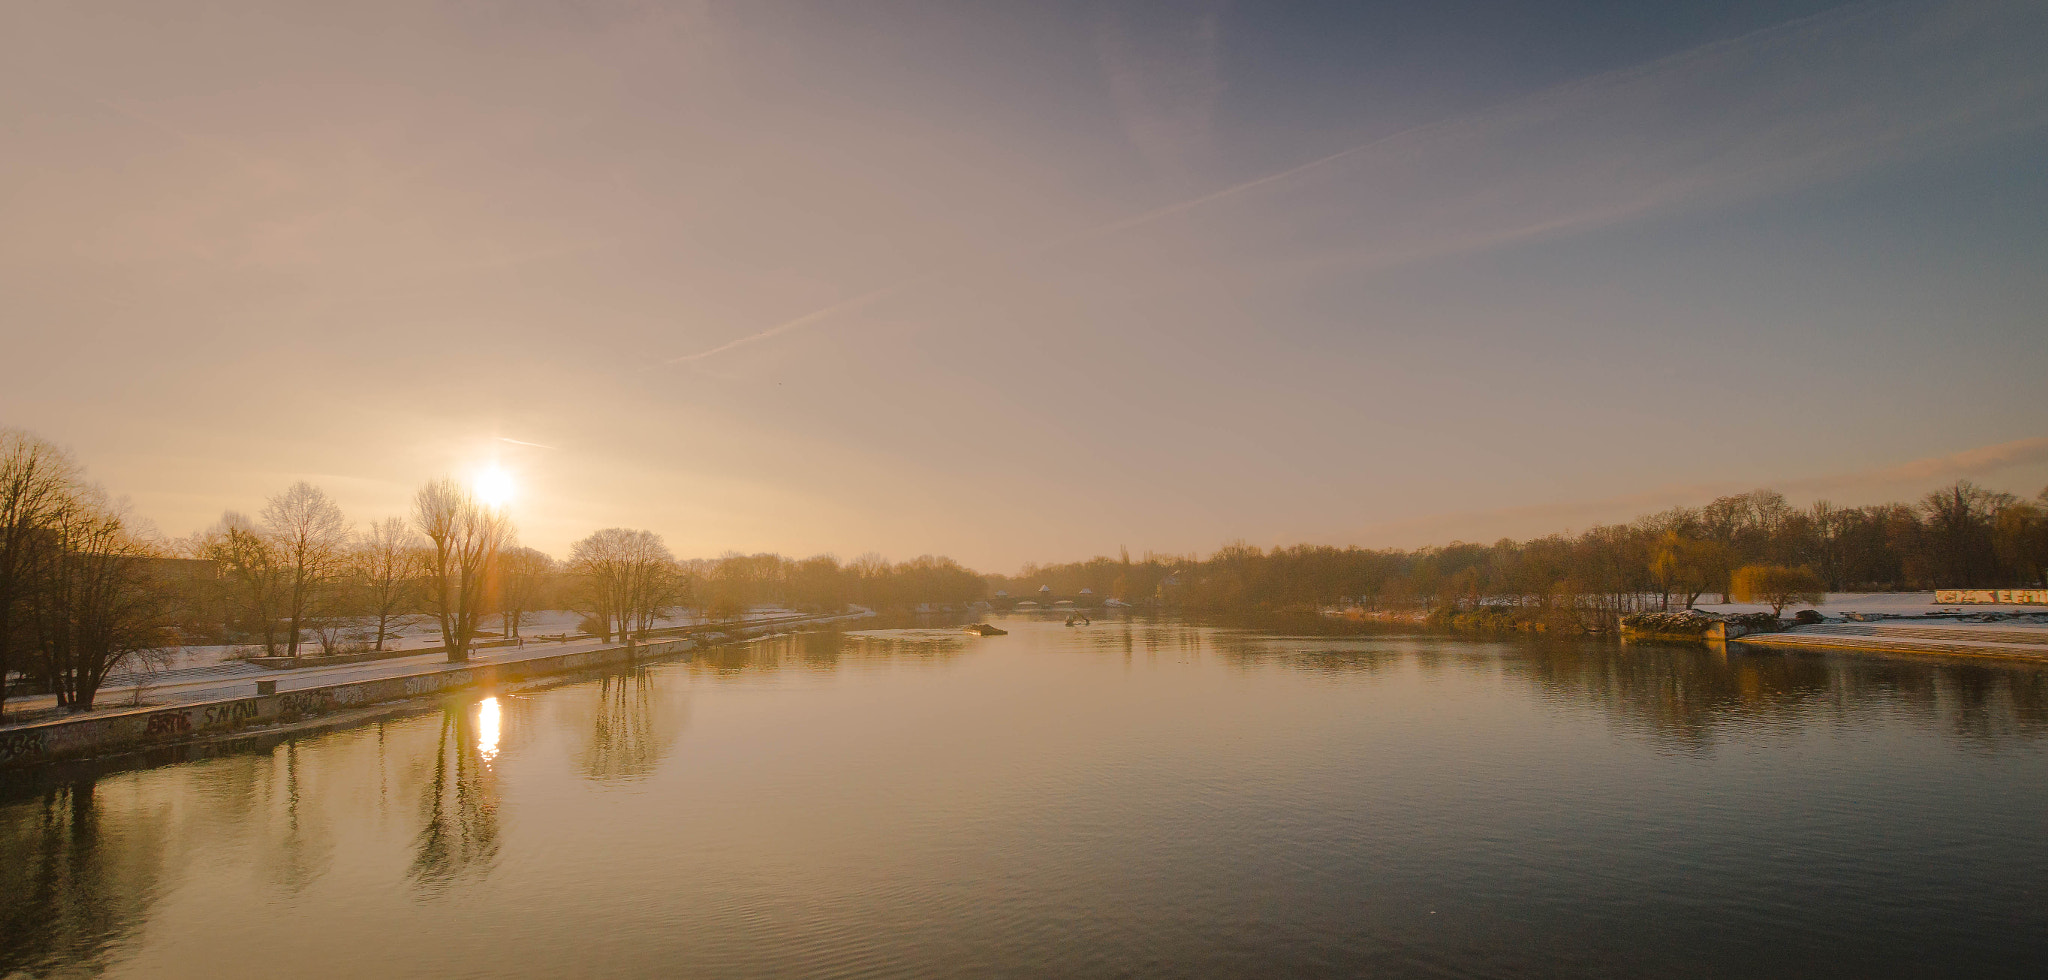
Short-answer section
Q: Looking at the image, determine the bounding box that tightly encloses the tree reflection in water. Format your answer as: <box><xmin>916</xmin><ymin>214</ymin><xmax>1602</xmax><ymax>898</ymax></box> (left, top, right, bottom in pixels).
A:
<box><xmin>1215</xmin><ymin>628</ymin><xmax>2048</xmax><ymax>748</ymax></box>
<box><xmin>1070</xmin><ymin>620</ymin><xmax>1206</xmax><ymax>666</ymax></box>
<box><xmin>689</xmin><ymin>629</ymin><xmax>968</xmax><ymax>678</ymax></box>
<box><xmin>408</xmin><ymin>702</ymin><xmax>501</xmax><ymax>891</ymax></box>
<box><xmin>0</xmin><ymin>781</ymin><xmax>161</xmax><ymax>978</ymax></box>
<box><xmin>798</xmin><ymin>628</ymin><xmax>849</xmax><ymax>668</ymax></box>
<box><xmin>0</xmin><ymin>621</ymin><xmax>2042</xmax><ymax>979</ymax></box>
<box><xmin>582</xmin><ymin>667</ymin><xmax>680</xmax><ymax>782</ymax></box>
<box><xmin>264</xmin><ymin>740</ymin><xmax>333</xmax><ymax>894</ymax></box>
<box><xmin>1503</xmin><ymin>641</ymin><xmax>2048</xmax><ymax>748</ymax></box>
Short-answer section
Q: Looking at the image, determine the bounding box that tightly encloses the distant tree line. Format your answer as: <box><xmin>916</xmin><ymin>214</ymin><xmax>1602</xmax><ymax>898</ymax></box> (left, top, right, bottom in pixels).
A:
<box><xmin>993</xmin><ymin>483</ymin><xmax>2048</xmax><ymax>625</ymax></box>
<box><xmin>679</xmin><ymin>551</ymin><xmax>986</xmax><ymax>620</ymax></box>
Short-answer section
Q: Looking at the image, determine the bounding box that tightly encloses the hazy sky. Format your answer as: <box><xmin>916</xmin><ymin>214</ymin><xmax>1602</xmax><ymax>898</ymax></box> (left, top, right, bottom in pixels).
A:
<box><xmin>4</xmin><ymin>0</ymin><xmax>2045</xmax><ymax>569</ymax></box>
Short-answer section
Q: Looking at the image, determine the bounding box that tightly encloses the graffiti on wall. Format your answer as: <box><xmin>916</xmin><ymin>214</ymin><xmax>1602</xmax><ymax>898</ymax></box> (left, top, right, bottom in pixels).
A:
<box><xmin>203</xmin><ymin>700</ymin><xmax>261</xmax><ymax>728</ymax></box>
<box><xmin>1935</xmin><ymin>589</ymin><xmax>2048</xmax><ymax>604</ymax></box>
<box><xmin>276</xmin><ymin>690</ymin><xmax>338</xmax><ymax>718</ymax></box>
<box><xmin>144</xmin><ymin>710</ymin><xmax>193</xmax><ymax>737</ymax></box>
<box><xmin>403</xmin><ymin>670</ymin><xmax>475</xmax><ymax>696</ymax></box>
<box><xmin>0</xmin><ymin>729</ymin><xmax>45</xmax><ymax>764</ymax></box>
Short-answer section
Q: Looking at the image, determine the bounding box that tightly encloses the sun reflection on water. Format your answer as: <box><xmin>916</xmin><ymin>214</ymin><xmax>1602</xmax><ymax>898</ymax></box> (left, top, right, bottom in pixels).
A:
<box><xmin>477</xmin><ymin>696</ymin><xmax>501</xmax><ymax>762</ymax></box>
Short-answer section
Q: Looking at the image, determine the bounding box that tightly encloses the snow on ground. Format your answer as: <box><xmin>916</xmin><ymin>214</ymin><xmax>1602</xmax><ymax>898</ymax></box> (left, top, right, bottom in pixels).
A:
<box><xmin>141</xmin><ymin>607</ymin><xmax>804</xmax><ymax>675</ymax></box>
<box><xmin>1689</xmin><ymin>591</ymin><xmax>2048</xmax><ymax>617</ymax></box>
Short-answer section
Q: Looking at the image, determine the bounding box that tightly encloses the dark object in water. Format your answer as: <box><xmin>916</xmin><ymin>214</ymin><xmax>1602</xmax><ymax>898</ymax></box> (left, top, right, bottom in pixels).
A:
<box><xmin>1065</xmin><ymin>614</ymin><xmax>1092</xmax><ymax>627</ymax></box>
<box><xmin>964</xmin><ymin>623</ymin><xmax>1008</xmax><ymax>636</ymax></box>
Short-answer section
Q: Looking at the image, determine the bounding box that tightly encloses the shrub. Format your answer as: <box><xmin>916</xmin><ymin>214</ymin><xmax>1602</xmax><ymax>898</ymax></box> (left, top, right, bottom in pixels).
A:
<box><xmin>1620</xmin><ymin>610</ymin><xmax>1718</xmax><ymax>636</ymax></box>
<box><xmin>1729</xmin><ymin>612</ymin><xmax>1781</xmax><ymax>633</ymax></box>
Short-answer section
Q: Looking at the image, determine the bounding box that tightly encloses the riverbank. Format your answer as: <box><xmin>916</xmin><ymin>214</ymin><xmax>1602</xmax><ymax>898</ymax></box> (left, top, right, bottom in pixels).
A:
<box><xmin>0</xmin><ymin>609</ymin><xmax>872</xmax><ymax>772</ymax></box>
<box><xmin>1732</xmin><ymin>621</ymin><xmax>2048</xmax><ymax>663</ymax></box>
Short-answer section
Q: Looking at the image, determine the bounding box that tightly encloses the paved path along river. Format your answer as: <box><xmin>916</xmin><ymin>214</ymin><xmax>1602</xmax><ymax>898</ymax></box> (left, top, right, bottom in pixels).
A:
<box><xmin>0</xmin><ymin>611</ymin><xmax>852</xmax><ymax>726</ymax></box>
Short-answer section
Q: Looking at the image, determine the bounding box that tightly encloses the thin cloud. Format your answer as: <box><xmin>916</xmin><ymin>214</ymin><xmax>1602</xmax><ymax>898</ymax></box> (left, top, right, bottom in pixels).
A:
<box><xmin>664</xmin><ymin>0</ymin><xmax>2048</xmax><ymax>366</ymax></box>
<box><xmin>656</xmin><ymin>110</ymin><xmax>1484</xmax><ymax>367</ymax></box>
<box><xmin>1353</xmin><ymin>434</ymin><xmax>2048</xmax><ymax>548</ymax></box>
<box><xmin>1252</xmin><ymin>0</ymin><xmax>2048</xmax><ymax>279</ymax></box>
<box><xmin>1784</xmin><ymin>436</ymin><xmax>2048</xmax><ymax>496</ymax></box>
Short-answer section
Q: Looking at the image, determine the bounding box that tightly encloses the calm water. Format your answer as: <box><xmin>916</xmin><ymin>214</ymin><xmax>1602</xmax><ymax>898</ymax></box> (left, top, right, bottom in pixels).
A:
<box><xmin>3</xmin><ymin>618</ymin><xmax>2046</xmax><ymax>979</ymax></box>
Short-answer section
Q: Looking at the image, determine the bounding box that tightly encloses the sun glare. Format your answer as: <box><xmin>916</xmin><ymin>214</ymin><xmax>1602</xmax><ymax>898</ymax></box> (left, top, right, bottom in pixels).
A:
<box><xmin>473</xmin><ymin>466</ymin><xmax>516</xmax><ymax>508</ymax></box>
<box><xmin>477</xmin><ymin>696</ymin><xmax>501</xmax><ymax>762</ymax></box>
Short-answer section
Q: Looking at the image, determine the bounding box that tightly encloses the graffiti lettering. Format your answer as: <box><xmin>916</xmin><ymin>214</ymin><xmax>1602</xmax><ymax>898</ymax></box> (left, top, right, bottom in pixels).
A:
<box><xmin>1936</xmin><ymin>588</ymin><xmax>2048</xmax><ymax>605</ymax></box>
<box><xmin>0</xmin><ymin>730</ymin><xmax>46</xmax><ymax>763</ymax></box>
<box><xmin>276</xmin><ymin>691</ymin><xmax>337</xmax><ymax>718</ymax></box>
<box><xmin>144</xmin><ymin>711</ymin><xmax>193</xmax><ymax>737</ymax></box>
<box><xmin>204</xmin><ymin>700</ymin><xmax>261</xmax><ymax>728</ymax></box>
<box><xmin>404</xmin><ymin>670</ymin><xmax>475</xmax><ymax>696</ymax></box>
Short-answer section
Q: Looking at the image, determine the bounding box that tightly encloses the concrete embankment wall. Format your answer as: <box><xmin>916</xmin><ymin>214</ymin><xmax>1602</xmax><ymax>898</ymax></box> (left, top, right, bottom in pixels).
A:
<box><xmin>0</xmin><ymin>637</ymin><xmax>701</xmax><ymax>770</ymax></box>
<box><xmin>1732</xmin><ymin>629</ymin><xmax>2048</xmax><ymax>663</ymax></box>
<box><xmin>0</xmin><ymin>610</ymin><xmax>874</xmax><ymax>771</ymax></box>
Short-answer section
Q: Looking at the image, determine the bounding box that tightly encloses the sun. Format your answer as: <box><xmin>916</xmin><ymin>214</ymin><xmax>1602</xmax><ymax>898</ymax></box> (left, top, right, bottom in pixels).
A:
<box><xmin>473</xmin><ymin>465</ymin><xmax>517</xmax><ymax>508</ymax></box>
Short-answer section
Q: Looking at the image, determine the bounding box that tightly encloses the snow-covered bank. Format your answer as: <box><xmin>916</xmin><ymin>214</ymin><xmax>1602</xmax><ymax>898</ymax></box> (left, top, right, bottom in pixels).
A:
<box><xmin>76</xmin><ymin>608</ymin><xmax>807</xmax><ymax>690</ymax></box>
<box><xmin>1690</xmin><ymin>591</ymin><xmax>2048</xmax><ymax>619</ymax></box>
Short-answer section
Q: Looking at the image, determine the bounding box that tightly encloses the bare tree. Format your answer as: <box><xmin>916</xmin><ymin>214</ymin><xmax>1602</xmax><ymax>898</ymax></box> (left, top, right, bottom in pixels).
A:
<box><xmin>1920</xmin><ymin>480</ymin><xmax>2010</xmax><ymax>588</ymax></box>
<box><xmin>192</xmin><ymin>511</ymin><xmax>287</xmax><ymax>655</ymax></box>
<box><xmin>1993</xmin><ymin>500</ymin><xmax>2048</xmax><ymax>587</ymax></box>
<box><xmin>637</xmin><ymin>559</ymin><xmax>687</xmax><ymax>633</ymax></box>
<box><xmin>497</xmin><ymin>546</ymin><xmax>556</xmax><ymax>640</ymax></box>
<box><xmin>353</xmin><ymin>516</ymin><xmax>421</xmax><ymax>652</ymax></box>
<box><xmin>261</xmin><ymin>482</ymin><xmax>350</xmax><ymax>659</ymax></box>
<box><xmin>0</xmin><ymin>429</ymin><xmax>79</xmax><ymax>719</ymax></box>
<box><xmin>568</xmin><ymin>529</ymin><xmax>676</xmax><ymax>643</ymax></box>
<box><xmin>413</xmin><ymin>479</ymin><xmax>510</xmax><ymax>663</ymax></box>
<box><xmin>23</xmin><ymin>488</ymin><xmax>174</xmax><ymax>711</ymax></box>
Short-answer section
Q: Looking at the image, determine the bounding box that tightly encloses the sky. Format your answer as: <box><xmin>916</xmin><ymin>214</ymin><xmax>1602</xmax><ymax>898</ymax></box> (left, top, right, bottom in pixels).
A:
<box><xmin>3</xmin><ymin>0</ymin><xmax>2045</xmax><ymax>570</ymax></box>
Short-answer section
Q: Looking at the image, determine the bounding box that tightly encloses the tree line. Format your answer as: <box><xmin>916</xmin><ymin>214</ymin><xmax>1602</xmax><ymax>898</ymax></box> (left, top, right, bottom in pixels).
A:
<box><xmin>992</xmin><ymin>483</ymin><xmax>2048</xmax><ymax>625</ymax></box>
<box><xmin>682</xmin><ymin>551</ymin><xmax>986</xmax><ymax>618</ymax></box>
<box><xmin>9</xmin><ymin>418</ymin><xmax>2044</xmax><ymax>714</ymax></box>
<box><xmin>0</xmin><ymin>429</ymin><xmax>553</xmax><ymax>712</ymax></box>
<box><xmin>0</xmin><ymin>428</ymin><xmax>996</xmax><ymax>715</ymax></box>
<box><xmin>0</xmin><ymin>430</ymin><xmax>172</xmax><ymax>718</ymax></box>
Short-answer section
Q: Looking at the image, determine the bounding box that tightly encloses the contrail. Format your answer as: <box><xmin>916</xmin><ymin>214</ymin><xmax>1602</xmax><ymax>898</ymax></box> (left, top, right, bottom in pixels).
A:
<box><xmin>663</xmin><ymin>279</ymin><xmax>932</xmax><ymax>365</ymax></box>
<box><xmin>499</xmin><ymin>437</ymin><xmax>558</xmax><ymax>450</ymax></box>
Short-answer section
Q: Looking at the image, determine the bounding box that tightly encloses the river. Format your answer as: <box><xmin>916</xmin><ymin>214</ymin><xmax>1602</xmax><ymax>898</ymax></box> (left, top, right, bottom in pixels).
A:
<box><xmin>2</xmin><ymin>617</ymin><xmax>2044</xmax><ymax>978</ymax></box>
